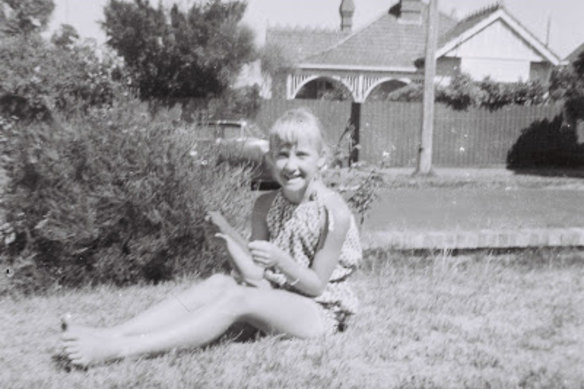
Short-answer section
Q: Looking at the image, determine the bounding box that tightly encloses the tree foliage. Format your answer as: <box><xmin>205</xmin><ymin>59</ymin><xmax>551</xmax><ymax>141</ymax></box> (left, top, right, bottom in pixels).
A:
<box><xmin>0</xmin><ymin>0</ymin><xmax>126</xmax><ymax>119</ymax></box>
<box><xmin>0</xmin><ymin>0</ymin><xmax>54</xmax><ymax>36</ymax></box>
<box><xmin>0</xmin><ymin>34</ymin><xmax>126</xmax><ymax>118</ymax></box>
<box><xmin>50</xmin><ymin>23</ymin><xmax>80</xmax><ymax>48</ymax></box>
<box><xmin>437</xmin><ymin>73</ymin><xmax>485</xmax><ymax>110</ymax></box>
<box><xmin>386</xmin><ymin>73</ymin><xmax>547</xmax><ymax>110</ymax></box>
<box><xmin>549</xmin><ymin>52</ymin><xmax>584</xmax><ymax>121</ymax></box>
<box><xmin>260</xmin><ymin>42</ymin><xmax>296</xmax><ymax>78</ymax></box>
<box><xmin>102</xmin><ymin>0</ymin><xmax>257</xmax><ymax>99</ymax></box>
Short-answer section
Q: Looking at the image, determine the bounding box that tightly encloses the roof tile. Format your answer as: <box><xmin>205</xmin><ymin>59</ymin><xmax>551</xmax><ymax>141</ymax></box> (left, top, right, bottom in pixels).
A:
<box><xmin>302</xmin><ymin>5</ymin><xmax>456</xmax><ymax>68</ymax></box>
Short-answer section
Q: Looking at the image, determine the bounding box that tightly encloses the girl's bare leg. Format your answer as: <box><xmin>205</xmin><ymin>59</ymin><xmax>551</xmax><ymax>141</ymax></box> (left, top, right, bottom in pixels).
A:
<box><xmin>64</xmin><ymin>274</ymin><xmax>238</xmax><ymax>337</ymax></box>
<box><xmin>62</xmin><ymin>286</ymin><xmax>325</xmax><ymax>366</ymax></box>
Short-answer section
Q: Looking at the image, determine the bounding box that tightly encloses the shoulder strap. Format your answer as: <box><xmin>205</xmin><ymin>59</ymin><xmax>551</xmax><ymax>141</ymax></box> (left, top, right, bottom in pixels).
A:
<box><xmin>315</xmin><ymin>192</ymin><xmax>330</xmax><ymax>251</ymax></box>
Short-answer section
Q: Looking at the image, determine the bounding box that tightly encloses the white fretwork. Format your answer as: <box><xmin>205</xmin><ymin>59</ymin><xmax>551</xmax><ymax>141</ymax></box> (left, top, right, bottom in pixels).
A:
<box><xmin>287</xmin><ymin>72</ymin><xmax>412</xmax><ymax>102</ymax></box>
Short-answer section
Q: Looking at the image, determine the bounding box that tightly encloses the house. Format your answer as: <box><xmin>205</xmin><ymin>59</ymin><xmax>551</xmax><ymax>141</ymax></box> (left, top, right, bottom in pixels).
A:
<box><xmin>565</xmin><ymin>42</ymin><xmax>584</xmax><ymax>65</ymax></box>
<box><xmin>265</xmin><ymin>0</ymin><xmax>561</xmax><ymax>102</ymax></box>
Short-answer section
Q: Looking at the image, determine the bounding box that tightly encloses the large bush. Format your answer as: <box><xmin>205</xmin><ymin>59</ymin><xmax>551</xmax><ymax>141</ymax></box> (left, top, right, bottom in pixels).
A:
<box><xmin>0</xmin><ymin>34</ymin><xmax>126</xmax><ymax>118</ymax></box>
<box><xmin>0</xmin><ymin>99</ymin><xmax>254</xmax><ymax>294</ymax></box>
<box><xmin>506</xmin><ymin>114</ymin><xmax>584</xmax><ymax>169</ymax></box>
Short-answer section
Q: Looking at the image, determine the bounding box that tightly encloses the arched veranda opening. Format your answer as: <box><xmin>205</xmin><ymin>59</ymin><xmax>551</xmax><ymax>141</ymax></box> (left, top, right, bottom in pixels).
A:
<box><xmin>365</xmin><ymin>79</ymin><xmax>409</xmax><ymax>102</ymax></box>
<box><xmin>294</xmin><ymin>77</ymin><xmax>354</xmax><ymax>101</ymax></box>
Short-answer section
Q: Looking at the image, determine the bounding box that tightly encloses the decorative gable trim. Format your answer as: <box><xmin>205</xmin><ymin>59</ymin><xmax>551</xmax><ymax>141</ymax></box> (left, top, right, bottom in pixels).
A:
<box><xmin>297</xmin><ymin>64</ymin><xmax>418</xmax><ymax>72</ymax></box>
<box><xmin>437</xmin><ymin>8</ymin><xmax>560</xmax><ymax>65</ymax></box>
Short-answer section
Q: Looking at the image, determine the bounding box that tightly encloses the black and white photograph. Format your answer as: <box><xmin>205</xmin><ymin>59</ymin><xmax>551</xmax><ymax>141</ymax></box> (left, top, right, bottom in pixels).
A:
<box><xmin>1</xmin><ymin>0</ymin><xmax>583</xmax><ymax>387</ymax></box>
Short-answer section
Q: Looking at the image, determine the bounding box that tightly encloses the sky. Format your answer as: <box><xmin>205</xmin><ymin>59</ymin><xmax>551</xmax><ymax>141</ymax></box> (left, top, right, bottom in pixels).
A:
<box><xmin>48</xmin><ymin>0</ymin><xmax>584</xmax><ymax>59</ymax></box>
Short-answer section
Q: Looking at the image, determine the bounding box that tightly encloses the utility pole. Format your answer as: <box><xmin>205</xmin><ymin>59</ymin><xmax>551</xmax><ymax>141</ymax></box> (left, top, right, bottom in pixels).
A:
<box><xmin>414</xmin><ymin>0</ymin><xmax>439</xmax><ymax>175</ymax></box>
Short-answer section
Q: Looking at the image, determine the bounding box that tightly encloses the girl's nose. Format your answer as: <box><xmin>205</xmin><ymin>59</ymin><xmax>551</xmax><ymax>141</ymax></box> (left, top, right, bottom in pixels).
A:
<box><xmin>283</xmin><ymin>155</ymin><xmax>298</xmax><ymax>171</ymax></box>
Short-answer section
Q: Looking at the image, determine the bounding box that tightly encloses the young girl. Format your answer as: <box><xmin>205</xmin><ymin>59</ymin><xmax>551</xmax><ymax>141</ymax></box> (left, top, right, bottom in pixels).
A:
<box><xmin>61</xmin><ymin>108</ymin><xmax>362</xmax><ymax>367</ymax></box>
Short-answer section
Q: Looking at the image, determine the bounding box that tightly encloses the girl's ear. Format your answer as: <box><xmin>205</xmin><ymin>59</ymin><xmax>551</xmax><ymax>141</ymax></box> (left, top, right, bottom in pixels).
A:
<box><xmin>317</xmin><ymin>153</ymin><xmax>327</xmax><ymax>171</ymax></box>
<box><xmin>264</xmin><ymin>151</ymin><xmax>273</xmax><ymax>164</ymax></box>
<box><xmin>264</xmin><ymin>151</ymin><xmax>274</xmax><ymax>169</ymax></box>
<box><xmin>317</xmin><ymin>145</ymin><xmax>329</xmax><ymax>171</ymax></box>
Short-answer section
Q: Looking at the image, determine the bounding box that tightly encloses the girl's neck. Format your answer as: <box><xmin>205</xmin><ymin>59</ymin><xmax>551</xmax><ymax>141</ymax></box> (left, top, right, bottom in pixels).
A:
<box><xmin>282</xmin><ymin>179</ymin><xmax>322</xmax><ymax>204</ymax></box>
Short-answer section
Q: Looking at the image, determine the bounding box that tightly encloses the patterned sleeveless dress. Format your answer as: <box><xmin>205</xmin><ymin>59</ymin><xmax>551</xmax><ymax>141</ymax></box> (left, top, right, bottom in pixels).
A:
<box><xmin>263</xmin><ymin>189</ymin><xmax>362</xmax><ymax>333</ymax></box>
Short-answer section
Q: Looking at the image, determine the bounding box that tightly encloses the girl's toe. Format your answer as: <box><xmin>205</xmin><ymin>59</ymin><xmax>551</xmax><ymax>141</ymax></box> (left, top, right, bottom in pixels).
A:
<box><xmin>60</xmin><ymin>313</ymin><xmax>73</xmax><ymax>331</ymax></box>
<box><xmin>61</xmin><ymin>333</ymin><xmax>77</xmax><ymax>341</ymax></box>
<box><xmin>64</xmin><ymin>345</ymin><xmax>79</xmax><ymax>353</ymax></box>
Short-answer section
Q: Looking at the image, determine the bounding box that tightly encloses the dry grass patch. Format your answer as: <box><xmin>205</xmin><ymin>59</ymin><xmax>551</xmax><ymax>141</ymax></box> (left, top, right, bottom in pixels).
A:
<box><xmin>1</xmin><ymin>249</ymin><xmax>583</xmax><ymax>388</ymax></box>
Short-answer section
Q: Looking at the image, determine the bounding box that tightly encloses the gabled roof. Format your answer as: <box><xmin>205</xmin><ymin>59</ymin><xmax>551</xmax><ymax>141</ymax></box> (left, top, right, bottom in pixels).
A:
<box><xmin>267</xmin><ymin>1</ymin><xmax>456</xmax><ymax>71</ymax></box>
<box><xmin>301</xmin><ymin>4</ymin><xmax>456</xmax><ymax>70</ymax></box>
<box><xmin>265</xmin><ymin>26</ymin><xmax>349</xmax><ymax>64</ymax></box>
<box><xmin>437</xmin><ymin>3</ymin><xmax>560</xmax><ymax>65</ymax></box>
<box><xmin>266</xmin><ymin>1</ymin><xmax>560</xmax><ymax>71</ymax></box>
<box><xmin>437</xmin><ymin>3</ymin><xmax>501</xmax><ymax>48</ymax></box>
<box><xmin>566</xmin><ymin>42</ymin><xmax>584</xmax><ymax>63</ymax></box>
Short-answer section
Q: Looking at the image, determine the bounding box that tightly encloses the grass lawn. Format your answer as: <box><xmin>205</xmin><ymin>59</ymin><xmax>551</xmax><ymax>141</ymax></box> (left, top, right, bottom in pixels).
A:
<box><xmin>1</xmin><ymin>249</ymin><xmax>583</xmax><ymax>388</ymax></box>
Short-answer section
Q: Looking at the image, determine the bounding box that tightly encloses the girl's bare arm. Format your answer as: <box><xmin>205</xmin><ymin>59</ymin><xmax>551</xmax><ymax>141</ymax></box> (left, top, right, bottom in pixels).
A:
<box><xmin>207</xmin><ymin>192</ymin><xmax>275</xmax><ymax>285</ymax></box>
<box><xmin>249</xmin><ymin>192</ymin><xmax>351</xmax><ymax>297</ymax></box>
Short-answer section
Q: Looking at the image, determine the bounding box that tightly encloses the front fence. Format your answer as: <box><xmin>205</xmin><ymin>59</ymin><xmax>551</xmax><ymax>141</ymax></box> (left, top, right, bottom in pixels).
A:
<box><xmin>250</xmin><ymin>99</ymin><xmax>564</xmax><ymax>167</ymax></box>
<box><xmin>360</xmin><ymin>102</ymin><xmax>563</xmax><ymax>167</ymax></box>
<box><xmin>255</xmin><ymin>99</ymin><xmax>353</xmax><ymax>147</ymax></box>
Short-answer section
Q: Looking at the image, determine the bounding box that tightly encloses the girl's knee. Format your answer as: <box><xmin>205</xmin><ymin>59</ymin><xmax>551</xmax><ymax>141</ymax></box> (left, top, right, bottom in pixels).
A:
<box><xmin>217</xmin><ymin>286</ymin><xmax>251</xmax><ymax>318</ymax></box>
<box><xmin>206</xmin><ymin>273</ymin><xmax>237</xmax><ymax>289</ymax></box>
<box><xmin>182</xmin><ymin>273</ymin><xmax>236</xmax><ymax>300</ymax></box>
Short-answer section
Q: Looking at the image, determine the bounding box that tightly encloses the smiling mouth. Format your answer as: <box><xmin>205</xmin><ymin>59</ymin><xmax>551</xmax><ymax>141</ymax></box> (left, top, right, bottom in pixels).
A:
<box><xmin>283</xmin><ymin>173</ymin><xmax>302</xmax><ymax>182</ymax></box>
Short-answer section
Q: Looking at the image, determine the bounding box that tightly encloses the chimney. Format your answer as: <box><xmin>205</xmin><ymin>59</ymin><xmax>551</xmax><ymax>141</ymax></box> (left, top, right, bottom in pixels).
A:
<box><xmin>339</xmin><ymin>0</ymin><xmax>355</xmax><ymax>31</ymax></box>
<box><xmin>400</xmin><ymin>0</ymin><xmax>423</xmax><ymax>24</ymax></box>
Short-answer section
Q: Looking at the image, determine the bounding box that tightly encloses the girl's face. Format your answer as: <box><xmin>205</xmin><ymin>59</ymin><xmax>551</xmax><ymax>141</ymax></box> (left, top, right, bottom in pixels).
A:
<box><xmin>270</xmin><ymin>135</ymin><xmax>324</xmax><ymax>195</ymax></box>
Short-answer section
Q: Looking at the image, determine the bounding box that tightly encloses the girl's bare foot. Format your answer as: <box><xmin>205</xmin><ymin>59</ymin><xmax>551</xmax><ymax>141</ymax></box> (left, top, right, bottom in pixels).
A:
<box><xmin>61</xmin><ymin>315</ymin><xmax>122</xmax><ymax>338</ymax></box>
<box><xmin>61</xmin><ymin>329</ymin><xmax>122</xmax><ymax>367</ymax></box>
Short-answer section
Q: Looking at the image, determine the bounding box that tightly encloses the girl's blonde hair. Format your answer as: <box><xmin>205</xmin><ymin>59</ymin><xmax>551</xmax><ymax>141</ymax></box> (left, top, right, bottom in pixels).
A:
<box><xmin>269</xmin><ymin>108</ymin><xmax>324</xmax><ymax>154</ymax></box>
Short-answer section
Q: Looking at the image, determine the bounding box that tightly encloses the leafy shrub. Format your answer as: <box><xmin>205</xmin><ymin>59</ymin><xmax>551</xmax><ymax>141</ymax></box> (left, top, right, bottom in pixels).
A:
<box><xmin>0</xmin><ymin>98</ymin><xmax>254</xmax><ymax>294</ymax></box>
<box><xmin>0</xmin><ymin>34</ymin><xmax>126</xmax><ymax>118</ymax></box>
<box><xmin>385</xmin><ymin>74</ymin><xmax>547</xmax><ymax>111</ymax></box>
<box><xmin>436</xmin><ymin>73</ymin><xmax>485</xmax><ymax>110</ymax></box>
<box><xmin>507</xmin><ymin>114</ymin><xmax>584</xmax><ymax>169</ymax></box>
<box><xmin>0</xmin><ymin>0</ymin><xmax>55</xmax><ymax>36</ymax></box>
<box><xmin>478</xmin><ymin>78</ymin><xmax>546</xmax><ymax>111</ymax></box>
<box><xmin>324</xmin><ymin>166</ymin><xmax>383</xmax><ymax>227</ymax></box>
<box><xmin>386</xmin><ymin>83</ymin><xmax>424</xmax><ymax>102</ymax></box>
<box><xmin>343</xmin><ymin>169</ymin><xmax>383</xmax><ymax>226</ymax></box>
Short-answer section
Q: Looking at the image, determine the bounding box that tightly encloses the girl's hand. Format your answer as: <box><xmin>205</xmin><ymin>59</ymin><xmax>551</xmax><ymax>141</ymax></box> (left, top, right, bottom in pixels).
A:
<box><xmin>215</xmin><ymin>233</ymin><xmax>264</xmax><ymax>283</ymax></box>
<box><xmin>248</xmin><ymin>240</ymin><xmax>287</xmax><ymax>268</ymax></box>
<box><xmin>205</xmin><ymin>211</ymin><xmax>231</xmax><ymax>235</ymax></box>
<box><xmin>214</xmin><ymin>233</ymin><xmax>240</xmax><ymax>255</ymax></box>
